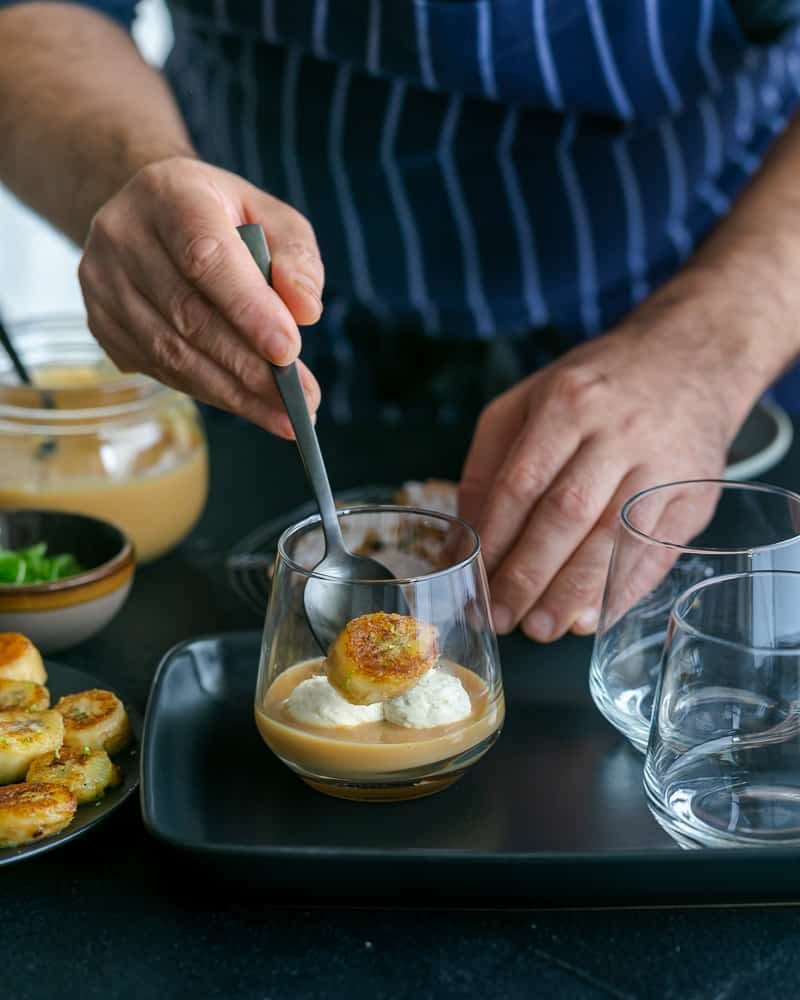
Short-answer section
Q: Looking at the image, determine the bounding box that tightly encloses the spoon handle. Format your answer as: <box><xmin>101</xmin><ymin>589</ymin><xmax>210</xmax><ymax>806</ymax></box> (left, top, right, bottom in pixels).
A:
<box><xmin>236</xmin><ymin>224</ymin><xmax>346</xmax><ymax>555</ymax></box>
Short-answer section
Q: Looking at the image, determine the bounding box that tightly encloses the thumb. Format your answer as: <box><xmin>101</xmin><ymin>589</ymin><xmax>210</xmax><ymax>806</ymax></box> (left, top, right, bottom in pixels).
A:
<box><xmin>249</xmin><ymin>193</ymin><xmax>325</xmax><ymax>327</ymax></box>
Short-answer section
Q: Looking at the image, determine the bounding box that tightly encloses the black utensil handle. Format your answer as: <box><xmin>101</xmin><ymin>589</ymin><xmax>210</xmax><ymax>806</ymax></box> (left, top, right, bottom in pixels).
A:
<box><xmin>0</xmin><ymin>315</ymin><xmax>33</xmax><ymax>385</ymax></box>
<box><xmin>236</xmin><ymin>223</ymin><xmax>345</xmax><ymax>555</ymax></box>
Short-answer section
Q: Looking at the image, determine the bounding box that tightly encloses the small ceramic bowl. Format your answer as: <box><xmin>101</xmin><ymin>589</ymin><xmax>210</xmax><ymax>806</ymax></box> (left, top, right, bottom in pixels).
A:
<box><xmin>0</xmin><ymin>510</ymin><xmax>135</xmax><ymax>653</ymax></box>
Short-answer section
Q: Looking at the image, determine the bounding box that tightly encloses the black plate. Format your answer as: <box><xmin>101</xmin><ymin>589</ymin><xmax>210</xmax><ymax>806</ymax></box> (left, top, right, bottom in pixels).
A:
<box><xmin>141</xmin><ymin>631</ymin><xmax>800</xmax><ymax>907</ymax></box>
<box><xmin>0</xmin><ymin>662</ymin><xmax>141</xmax><ymax>866</ymax></box>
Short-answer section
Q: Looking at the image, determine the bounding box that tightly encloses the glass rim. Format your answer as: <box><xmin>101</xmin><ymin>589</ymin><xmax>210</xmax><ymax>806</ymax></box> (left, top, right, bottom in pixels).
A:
<box><xmin>671</xmin><ymin>569</ymin><xmax>800</xmax><ymax>655</ymax></box>
<box><xmin>276</xmin><ymin>504</ymin><xmax>481</xmax><ymax>584</ymax></box>
<box><xmin>620</xmin><ymin>479</ymin><xmax>800</xmax><ymax>556</ymax></box>
<box><xmin>0</xmin><ymin>313</ymin><xmax>170</xmax><ymax>424</ymax></box>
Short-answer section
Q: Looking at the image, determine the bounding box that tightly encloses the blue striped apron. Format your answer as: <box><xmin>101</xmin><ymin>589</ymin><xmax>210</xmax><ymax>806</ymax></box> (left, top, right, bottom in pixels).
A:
<box><xmin>156</xmin><ymin>2</ymin><xmax>800</xmax><ymax>422</ymax></box>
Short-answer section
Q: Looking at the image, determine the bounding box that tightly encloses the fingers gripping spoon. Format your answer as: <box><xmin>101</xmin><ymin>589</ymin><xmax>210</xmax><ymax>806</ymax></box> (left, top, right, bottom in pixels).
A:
<box><xmin>237</xmin><ymin>224</ymin><xmax>407</xmax><ymax>655</ymax></box>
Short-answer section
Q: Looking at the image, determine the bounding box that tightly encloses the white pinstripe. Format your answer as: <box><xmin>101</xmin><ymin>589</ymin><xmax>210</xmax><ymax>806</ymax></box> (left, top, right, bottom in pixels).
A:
<box><xmin>281</xmin><ymin>48</ymin><xmax>308</xmax><ymax>215</ymax></box>
<box><xmin>312</xmin><ymin>0</ymin><xmax>328</xmax><ymax>59</ymax></box>
<box><xmin>730</xmin><ymin>148</ymin><xmax>760</xmax><ymax>175</ymax></box>
<box><xmin>477</xmin><ymin>2</ymin><xmax>498</xmax><ymax>100</ymax></box>
<box><xmin>698</xmin><ymin>0</ymin><xmax>721</xmax><ymax>93</ymax></box>
<box><xmin>366</xmin><ymin>0</ymin><xmax>381</xmax><ymax>76</ymax></box>
<box><xmin>415</xmin><ymin>2</ymin><xmax>436</xmax><ymax>89</ymax></box>
<box><xmin>734</xmin><ymin>74</ymin><xmax>756</xmax><ymax>142</ymax></box>
<box><xmin>698</xmin><ymin>96</ymin><xmax>723</xmax><ymax>176</ymax></box>
<box><xmin>557</xmin><ymin>116</ymin><xmax>600</xmax><ymax>333</ymax></box>
<box><xmin>498</xmin><ymin>107</ymin><xmax>548</xmax><ymax>327</ymax></box>
<box><xmin>657</xmin><ymin>119</ymin><xmax>691</xmax><ymax>259</ymax></box>
<box><xmin>329</xmin><ymin>65</ymin><xmax>378</xmax><ymax>308</ymax></box>
<box><xmin>241</xmin><ymin>40</ymin><xmax>266</xmax><ymax>191</ymax></box>
<box><xmin>611</xmin><ymin>136</ymin><xmax>648</xmax><ymax>305</ymax></box>
<box><xmin>645</xmin><ymin>0</ymin><xmax>682</xmax><ymax>114</ymax></box>
<box><xmin>697</xmin><ymin>180</ymin><xmax>729</xmax><ymax>215</ymax></box>
<box><xmin>532</xmin><ymin>0</ymin><xmax>563</xmax><ymax>109</ymax></box>
<box><xmin>379</xmin><ymin>82</ymin><xmax>438</xmax><ymax>331</ymax></box>
<box><xmin>261</xmin><ymin>0</ymin><xmax>277</xmax><ymax>43</ymax></box>
<box><xmin>438</xmin><ymin>96</ymin><xmax>495</xmax><ymax>336</ymax></box>
<box><xmin>585</xmin><ymin>0</ymin><xmax>633</xmax><ymax>120</ymax></box>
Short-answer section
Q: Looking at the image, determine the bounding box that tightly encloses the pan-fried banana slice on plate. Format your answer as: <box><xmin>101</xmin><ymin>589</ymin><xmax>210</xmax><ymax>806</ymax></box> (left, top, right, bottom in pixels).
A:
<box><xmin>0</xmin><ymin>679</ymin><xmax>50</xmax><ymax>713</ymax></box>
<box><xmin>54</xmin><ymin>689</ymin><xmax>131</xmax><ymax>755</ymax></box>
<box><xmin>27</xmin><ymin>746</ymin><xmax>120</xmax><ymax>804</ymax></box>
<box><xmin>0</xmin><ymin>782</ymin><xmax>77</xmax><ymax>847</ymax></box>
<box><xmin>0</xmin><ymin>710</ymin><xmax>64</xmax><ymax>784</ymax></box>
<box><xmin>0</xmin><ymin>633</ymin><xmax>46</xmax><ymax>684</ymax></box>
<box><xmin>327</xmin><ymin>612</ymin><xmax>439</xmax><ymax>705</ymax></box>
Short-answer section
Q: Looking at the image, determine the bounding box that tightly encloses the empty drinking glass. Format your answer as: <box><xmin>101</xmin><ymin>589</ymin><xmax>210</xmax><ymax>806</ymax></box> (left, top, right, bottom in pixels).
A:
<box><xmin>590</xmin><ymin>481</ymin><xmax>800</xmax><ymax>751</ymax></box>
<box><xmin>644</xmin><ymin>571</ymin><xmax>800</xmax><ymax>848</ymax></box>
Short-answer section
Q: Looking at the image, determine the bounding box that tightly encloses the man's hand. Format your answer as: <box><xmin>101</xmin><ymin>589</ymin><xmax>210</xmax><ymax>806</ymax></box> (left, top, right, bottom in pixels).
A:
<box><xmin>459</xmin><ymin>281</ymin><xmax>767</xmax><ymax>642</ymax></box>
<box><xmin>79</xmin><ymin>158</ymin><xmax>324</xmax><ymax>439</ymax></box>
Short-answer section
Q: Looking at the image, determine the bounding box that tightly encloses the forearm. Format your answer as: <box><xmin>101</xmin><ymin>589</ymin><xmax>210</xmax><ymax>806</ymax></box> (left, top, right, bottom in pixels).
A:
<box><xmin>643</xmin><ymin>110</ymin><xmax>800</xmax><ymax>408</ymax></box>
<box><xmin>0</xmin><ymin>2</ymin><xmax>195</xmax><ymax>245</ymax></box>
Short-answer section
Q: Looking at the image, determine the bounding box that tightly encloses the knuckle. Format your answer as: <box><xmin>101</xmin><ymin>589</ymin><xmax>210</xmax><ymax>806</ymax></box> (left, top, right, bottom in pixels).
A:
<box><xmin>550</xmin><ymin>366</ymin><xmax>605</xmax><ymax>409</ymax></box>
<box><xmin>227</xmin><ymin>295</ymin><xmax>263</xmax><ymax>335</ymax></box>
<box><xmin>557</xmin><ymin>565</ymin><xmax>602</xmax><ymax>605</ymax></box>
<box><xmin>281</xmin><ymin>236</ymin><xmax>323</xmax><ymax>270</ymax></box>
<box><xmin>182</xmin><ymin>232</ymin><xmax>226</xmax><ymax>283</ymax></box>
<box><xmin>171</xmin><ymin>287</ymin><xmax>212</xmax><ymax>342</ymax></box>
<box><xmin>496</xmin><ymin>464</ymin><xmax>545</xmax><ymax>507</ymax></box>
<box><xmin>149</xmin><ymin>333</ymin><xmax>186</xmax><ymax>375</ymax></box>
<box><xmin>501</xmin><ymin>561</ymin><xmax>545</xmax><ymax>601</ymax></box>
<box><xmin>135</xmin><ymin>160</ymin><xmax>168</xmax><ymax>196</ymax></box>
<box><xmin>544</xmin><ymin>482</ymin><xmax>594</xmax><ymax>523</ymax></box>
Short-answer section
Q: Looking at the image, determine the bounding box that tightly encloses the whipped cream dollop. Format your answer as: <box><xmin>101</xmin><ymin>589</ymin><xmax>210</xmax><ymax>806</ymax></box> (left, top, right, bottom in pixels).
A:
<box><xmin>383</xmin><ymin>669</ymin><xmax>472</xmax><ymax>728</ymax></box>
<box><xmin>285</xmin><ymin>669</ymin><xmax>472</xmax><ymax>729</ymax></box>
<box><xmin>285</xmin><ymin>675</ymin><xmax>384</xmax><ymax>728</ymax></box>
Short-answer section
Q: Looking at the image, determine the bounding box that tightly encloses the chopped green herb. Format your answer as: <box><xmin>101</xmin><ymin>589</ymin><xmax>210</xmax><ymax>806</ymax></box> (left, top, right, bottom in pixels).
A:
<box><xmin>0</xmin><ymin>544</ymin><xmax>83</xmax><ymax>585</ymax></box>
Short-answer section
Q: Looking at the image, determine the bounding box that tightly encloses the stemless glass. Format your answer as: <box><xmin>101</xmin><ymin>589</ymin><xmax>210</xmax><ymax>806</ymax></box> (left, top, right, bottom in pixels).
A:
<box><xmin>590</xmin><ymin>481</ymin><xmax>800</xmax><ymax>751</ymax></box>
<box><xmin>645</xmin><ymin>571</ymin><xmax>800</xmax><ymax>848</ymax></box>
<box><xmin>254</xmin><ymin>506</ymin><xmax>505</xmax><ymax>802</ymax></box>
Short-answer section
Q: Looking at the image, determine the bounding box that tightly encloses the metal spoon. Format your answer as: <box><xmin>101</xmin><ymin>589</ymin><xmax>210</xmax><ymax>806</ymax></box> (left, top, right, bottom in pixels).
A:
<box><xmin>0</xmin><ymin>313</ymin><xmax>57</xmax><ymax>459</ymax></box>
<box><xmin>237</xmin><ymin>224</ymin><xmax>406</xmax><ymax>654</ymax></box>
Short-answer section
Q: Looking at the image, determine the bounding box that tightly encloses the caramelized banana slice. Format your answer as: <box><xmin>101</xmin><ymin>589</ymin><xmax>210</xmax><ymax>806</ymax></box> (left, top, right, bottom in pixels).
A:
<box><xmin>0</xmin><ymin>710</ymin><xmax>64</xmax><ymax>784</ymax></box>
<box><xmin>0</xmin><ymin>782</ymin><xmax>76</xmax><ymax>847</ymax></box>
<box><xmin>54</xmin><ymin>689</ymin><xmax>131</xmax><ymax>755</ymax></box>
<box><xmin>0</xmin><ymin>679</ymin><xmax>50</xmax><ymax>712</ymax></box>
<box><xmin>327</xmin><ymin>612</ymin><xmax>439</xmax><ymax>705</ymax></box>
<box><xmin>0</xmin><ymin>633</ymin><xmax>46</xmax><ymax>684</ymax></box>
<box><xmin>27</xmin><ymin>746</ymin><xmax>120</xmax><ymax>804</ymax></box>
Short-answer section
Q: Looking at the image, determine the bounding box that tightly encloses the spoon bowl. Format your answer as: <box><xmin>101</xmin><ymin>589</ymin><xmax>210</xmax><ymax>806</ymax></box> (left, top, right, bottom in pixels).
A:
<box><xmin>303</xmin><ymin>551</ymin><xmax>408</xmax><ymax>655</ymax></box>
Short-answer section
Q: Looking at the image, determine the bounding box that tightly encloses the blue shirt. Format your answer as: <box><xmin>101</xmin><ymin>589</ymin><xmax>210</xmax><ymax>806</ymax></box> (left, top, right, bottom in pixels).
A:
<box><xmin>6</xmin><ymin>0</ymin><xmax>800</xmax><ymax>412</ymax></box>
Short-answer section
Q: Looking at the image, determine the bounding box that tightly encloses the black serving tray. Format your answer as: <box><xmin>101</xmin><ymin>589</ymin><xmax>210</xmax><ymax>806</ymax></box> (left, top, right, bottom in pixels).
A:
<box><xmin>140</xmin><ymin>631</ymin><xmax>800</xmax><ymax>906</ymax></box>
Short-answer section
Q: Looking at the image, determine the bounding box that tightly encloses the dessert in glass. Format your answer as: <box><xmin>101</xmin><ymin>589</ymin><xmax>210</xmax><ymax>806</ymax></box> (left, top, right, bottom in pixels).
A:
<box><xmin>0</xmin><ymin>316</ymin><xmax>208</xmax><ymax>562</ymax></box>
<box><xmin>255</xmin><ymin>506</ymin><xmax>504</xmax><ymax>801</ymax></box>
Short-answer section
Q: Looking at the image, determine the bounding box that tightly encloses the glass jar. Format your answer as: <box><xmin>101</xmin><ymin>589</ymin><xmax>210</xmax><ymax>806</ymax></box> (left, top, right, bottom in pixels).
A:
<box><xmin>0</xmin><ymin>315</ymin><xmax>208</xmax><ymax>562</ymax></box>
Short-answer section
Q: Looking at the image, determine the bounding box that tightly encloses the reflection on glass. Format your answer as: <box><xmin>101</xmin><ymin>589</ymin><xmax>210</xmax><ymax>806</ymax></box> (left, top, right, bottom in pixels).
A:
<box><xmin>254</xmin><ymin>506</ymin><xmax>504</xmax><ymax>801</ymax></box>
<box><xmin>645</xmin><ymin>571</ymin><xmax>800</xmax><ymax>848</ymax></box>
<box><xmin>590</xmin><ymin>480</ymin><xmax>800</xmax><ymax>752</ymax></box>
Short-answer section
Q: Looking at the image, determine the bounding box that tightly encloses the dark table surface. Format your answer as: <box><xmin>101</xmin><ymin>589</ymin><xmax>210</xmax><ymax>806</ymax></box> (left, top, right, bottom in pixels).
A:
<box><xmin>5</xmin><ymin>408</ymin><xmax>800</xmax><ymax>1000</ymax></box>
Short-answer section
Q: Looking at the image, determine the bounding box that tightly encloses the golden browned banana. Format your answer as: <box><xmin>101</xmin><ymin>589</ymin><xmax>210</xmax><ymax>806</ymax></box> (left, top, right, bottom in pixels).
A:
<box><xmin>27</xmin><ymin>746</ymin><xmax>120</xmax><ymax>804</ymax></box>
<box><xmin>0</xmin><ymin>782</ymin><xmax>76</xmax><ymax>847</ymax></box>
<box><xmin>0</xmin><ymin>679</ymin><xmax>50</xmax><ymax>712</ymax></box>
<box><xmin>0</xmin><ymin>710</ymin><xmax>64</xmax><ymax>784</ymax></box>
<box><xmin>326</xmin><ymin>612</ymin><xmax>439</xmax><ymax>705</ymax></box>
<box><xmin>0</xmin><ymin>633</ymin><xmax>46</xmax><ymax>684</ymax></box>
<box><xmin>54</xmin><ymin>689</ymin><xmax>131</xmax><ymax>755</ymax></box>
